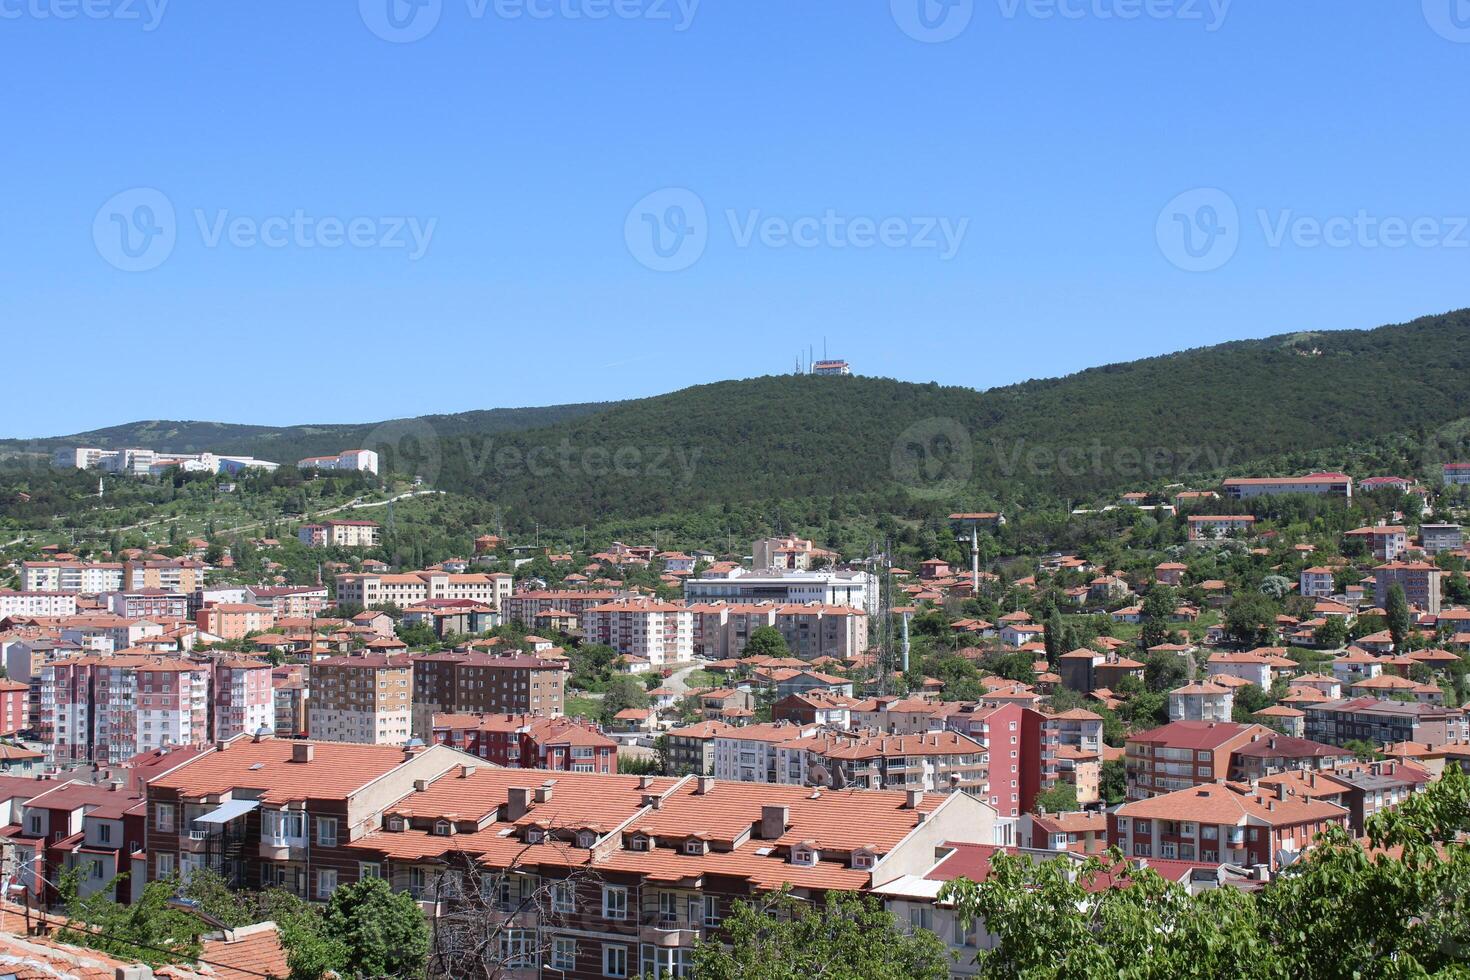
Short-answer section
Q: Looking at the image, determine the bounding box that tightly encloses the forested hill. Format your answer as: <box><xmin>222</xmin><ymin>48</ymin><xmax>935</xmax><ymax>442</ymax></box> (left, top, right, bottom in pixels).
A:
<box><xmin>9</xmin><ymin>309</ymin><xmax>1470</xmax><ymax>526</ymax></box>
<box><xmin>431</xmin><ymin>308</ymin><xmax>1470</xmax><ymax>523</ymax></box>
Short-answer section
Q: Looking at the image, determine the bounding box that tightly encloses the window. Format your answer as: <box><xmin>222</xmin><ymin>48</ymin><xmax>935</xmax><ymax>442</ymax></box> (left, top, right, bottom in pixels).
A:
<box><xmin>90</xmin><ymin>859</ymin><xmax>104</xmax><ymax>880</ymax></box>
<box><xmin>156</xmin><ymin>852</ymin><xmax>176</xmax><ymax>878</ymax></box>
<box><xmin>359</xmin><ymin>862</ymin><xmax>382</xmax><ymax>880</ymax></box>
<box><xmin>602</xmin><ymin>885</ymin><xmax>627</xmax><ymax>920</ymax></box>
<box><xmin>317</xmin><ymin>869</ymin><xmax>337</xmax><ymax>899</ymax></box>
<box><xmin>500</xmin><ymin>930</ymin><xmax>535</xmax><ymax>969</ymax></box>
<box><xmin>909</xmin><ymin>906</ymin><xmax>932</xmax><ymax>932</ymax></box>
<box><xmin>553</xmin><ymin>880</ymin><xmax>576</xmax><ymax>914</ymax></box>
<box><xmin>434</xmin><ymin>820</ymin><xmax>452</xmax><ymax>836</ymax></box>
<box><xmin>27</xmin><ymin>815</ymin><xmax>41</xmax><ymax>835</ymax></box>
<box><xmin>551</xmin><ymin>937</ymin><xmax>576</xmax><ymax>971</ymax></box>
<box><xmin>155</xmin><ymin>804</ymin><xmax>175</xmax><ymax>833</ymax></box>
<box><xmin>317</xmin><ymin>817</ymin><xmax>338</xmax><ymax>848</ymax></box>
<box><xmin>98</xmin><ymin>824</ymin><xmax>112</xmax><ymax>843</ymax></box>
<box><xmin>602</xmin><ymin>944</ymin><xmax>628</xmax><ymax>978</ymax></box>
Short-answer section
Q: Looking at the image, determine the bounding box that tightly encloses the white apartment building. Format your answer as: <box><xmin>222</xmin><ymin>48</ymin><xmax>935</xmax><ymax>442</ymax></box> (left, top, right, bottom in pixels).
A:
<box><xmin>297</xmin><ymin>449</ymin><xmax>380</xmax><ymax>475</ymax></box>
<box><xmin>333</xmin><ymin>570</ymin><xmax>513</xmax><ymax>610</ymax></box>
<box><xmin>0</xmin><ymin>591</ymin><xmax>78</xmax><ymax>617</ymax></box>
<box><xmin>581</xmin><ymin>599</ymin><xmax>694</xmax><ymax>666</ymax></box>
<box><xmin>1168</xmin><ymin>683</ymin><xmax>1235</xmax><ymax>723</ymax></box>
<box><xmin>1222</xmin><ymin>474</ymin><xmax>1353</xmax><ymax>500</ymax></box>
<box><xmin>712</xmin><ymin>722</ymin><xmax>819</xmax><ymax>783</ymax></box>
<box><xmin>307</xmin><ymin>655</ymin><xmax>413</xmax><ymax>745</ymax></box>
<box><xmin>1299</xmin><ymin>566</ymin><xmax>1337</xmax><ymax>599</ymax></box>
<box><xmin>213</xmin><ymin>659</ymin><xmax>276</xmax><ymax>742</ymax></box>
<box><xmin>21</xmin><ymin>562</ymin><xmax>124</xmax><ymax>594</ymax></box>
<box><xmin>298</xmin><ymin>520</ymin><xmax>381</xmax><ymax>548</ymax></box>
<box><xmin>41</xmin><ymin>654</ymin><xmax>211</xmax><ymax>766</ymax></box>
<box><xmin>684</xmin><ymin>567</ymin><xmax>880</xmax><ymax>616</ymax></box>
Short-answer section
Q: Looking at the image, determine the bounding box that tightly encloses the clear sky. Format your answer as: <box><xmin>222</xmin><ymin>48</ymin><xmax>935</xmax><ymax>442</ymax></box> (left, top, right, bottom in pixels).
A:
<box><xmin>3</xmin><ymin>0</ymin><xmax>1468</xmax><ymax>437</ymax></box>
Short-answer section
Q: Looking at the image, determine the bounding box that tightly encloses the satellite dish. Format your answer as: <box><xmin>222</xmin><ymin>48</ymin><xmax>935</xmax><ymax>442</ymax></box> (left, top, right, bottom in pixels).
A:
<box><xmin>831</xmin><ymin>765</ymin><xmax>849</xmax><ymax>790</ymax></box>
<box><xmin>808</xmin><ymin>763</ymin><xmax>831</xmax><ymax>788</ymax></box>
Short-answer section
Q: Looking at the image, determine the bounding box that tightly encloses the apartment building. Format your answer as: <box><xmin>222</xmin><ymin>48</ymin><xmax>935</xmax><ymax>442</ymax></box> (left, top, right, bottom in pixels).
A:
<box><xmin>245</xmin><ymin>585</ymin><xmax>331</xmax><ymax>618</ymax></box>
<box><xmin>751</xmin><ymin>536</ymin><xmax>837</xmax><ymax>571</ymax></box>
<box><xmin>410</xmin><ymin>651</ymin><xmax>566</xmax><ymax>719</ymax></box>
<box><xmin>125</xmin><ymin>559</ymin><xmax>205</xmax><ymax>594</ymax></box>
<box><xmin>1299</xmin><ymin>566</ymin><xmax>1337</xmax><ymax>599</ymax></box>
<box><xmin>308</xmin><ymin>655</ymin><xmax>414</xmax><ymax>745</ymax></box>
<box><xmin>107</xmin><ymin>591</ymin><xmax>189</xmax><ymax>620</ymax></box>
<box><xmin>1168</xmin><ymin>683</ymin><xmax>1235</xmax><ymax>723</ymax></box>
<box><xmin>273</xmin><ymin>669</ymin><xmax>308</xmax><ymax>738</ymax></box>
<box><xmin>1443</xmin><ymin>462</ymin><xmax>1470</xmax><ymax>486</ymax></box>
<box><xmin>1222</xmin><ymin>473</ymin><xmax>1353</xmax><ymax>500</ymax></box>
<box><xmin>10</xmin><ymin>780</ymin><xmax>148</xmax><ymax>907</ymax></box>
<box><xmin>712</xmin><ymin>722</ymin><xmax>820</xmax><ymax>783</ymax></box>
<box><xmin>1057</xmin><ymin>649</ymin><xmax>1144</xmax><ymax>694</ymax></box>
<box><xmin>196</xmin><ymin>603</ymin><xmax>276</xmax><ymax>640</ymax></box>
<box><xmin>297</xmin><ymin>449</ymin><xmax>379</xmax><ymax>474</ymax></box>
<box><xmin>684</xmin><ymin>568</ymin><xmax>880</xmax><ymax>616</ymax></box>
<box><xmin>0</xmin><ymin>591</ymin><xmax>77</xmax><ymax>617</ymax></box>
<box><xmin>1110</xmin><ymin>781</ymin><xmax>1348</xmax><ymax>872</ymax></box>
<box><xmin>21</xmin><ymin>561</ymin><xmax>124</xmax><ymax>594</ymax></box>
<box><xmin>144</xmin><ymin>737</ymin><xmax>470</xmax><ymax>892</ymax></box>
<box><xmin>1344</xmin><ymin>525</ymin><xmax>1409</xmax><ymax>561</ymax></box>
<box><xmin>40</xmin><ymin>654</ymin><xmax>211</xmax><ymax>767</ymax></box>
<box><xmin>1303</xmin><ymin>697</ymin><xmax>1470</xmax><ymax>749</ymax></box>
<box><xmin>1124</xmin><ymin>721</ymin><xmax>1270</xmax><ymax>800</ymax></box>
<box><xmin>1186</xmin><ymin>515</ymin><xmax>1257</xmax><ymax>541</ymax></box>
<box><xmin>0</xmin><ymin>679</ymin><xmax>28</xmax><ymax>736</ymax></box>
<box><xmin>772</xmin><ymin>730</ymin><xmax>988</xmax><ymax>796</ymax></box>
<box><xmin>212</xmin><ymin>659</ymin><xmax>276</xmax><ymax>742</ymax></box>
<box><xmin>502</xmin><ymin>590</ymin><xmax>628</xmax><ymax>626</ymax></box>
<box><xmin>1256</xmin><ymin>760</ymin><xmax>1431</xmax><ymax>833</ymax></box>
<box><xmin>299</xmin><ymin>520</ymin><xmax>382</xmax><ymax>548</ymax></box>
<box><xmin>688</xmin><ymin>601</ymin><xmax>868</xmax><ymax>661</ymax></box>
<box><xmin>430</xmin><ymin>713</ymin><xmax>617</xmax><ymax>773</ymax></box>
<box><xmin>335</xmin><ymin>570</ymin><xmax>514</xmax><ymax>611</ymax></box>
<box><xmin>1420</xmin><ymin>523</ymin><xmax>1464</xmax><ymax>555</ymax></box>
<box><xmin>662</xmin><ymin>720</ymin><xmax>739</xmax><ymax>776</ymax></box>
<box><xmin>581</xmin><ymin>599</ymin><xmax>694</xmax><ymax>666</ymax></box>
<box><xmin>1373</xmin><ymin>560</ymin><xmax>1444</xmax><ymax>615</ymax></box>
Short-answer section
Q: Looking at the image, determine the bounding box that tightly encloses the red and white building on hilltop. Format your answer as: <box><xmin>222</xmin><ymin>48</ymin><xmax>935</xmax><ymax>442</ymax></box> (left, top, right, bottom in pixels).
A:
<box><xmin>212</xmin><ymin>659</ymin><xmax>276</xmax><ymax>742</ymax></box>
<box><xmin>1222</xmin><ymin>473</ymin><xmax>1353</xmax><ymax>500</ymax></box>
<box><xmin>297</xmin><ymin>449</ymin><xmax>379</xmax><ymax>474</ymax></box>
<box><xmin>40</xmin><ymin>654</ymin><xmax>211</xmax><ymax>767</ymax></box>
<box><xmin>298</xmin><ymin>520</ymin><xmax>381</xmax><ymax>548</ymax></box>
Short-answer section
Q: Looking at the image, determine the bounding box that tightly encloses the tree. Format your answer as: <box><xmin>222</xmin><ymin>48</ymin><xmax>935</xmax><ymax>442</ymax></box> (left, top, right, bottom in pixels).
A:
<box><xmin>321</xmin><ymin>877</ymin><xmax>429</xmax><ymax>979</ymax></box>
<box><xmin>1139</xmin><ymin>585</ymin><xmax>1176</xmax><ymax>649</ymax></box>
<box><xmin>1225</xmin><ymin>592</ymin><xmax>1277</xmax><ymax>647</ymax></box>
<box><xmin>1044</xmin><ymin>609</ymin><xmax>1066</xmax><ymax>663</ymax></box>
<box><xmin>1314</xmin><ymin>617</ymin><xmax>1348</xmax><ymax>649</ymax></box>
<box><xmin>1386</xmin><ymin>582</ymin><xmax>1411</xmax><ymax>650</ymax></box>
<box><xmin>1231</xmin><ymin>683</ymin><xmax>1273</xmax><ymax>721</ymax></box>
<box><xmin>57</xmin><ymin>874</ymin><xmax>204</xmax><ymax>967</ymax></box>
<box><xmin>1258</xmin><ymin>575</ymin><xmax>1293</xmax><ymax>599</ymax></box>
<box><xmin>744</xmin><ymin>625</ymin><xmax>790</xmax><ymax>659</ymax></box>
<box><xmin>1099</xmin><ymin>758</ymin><xmax>1126</xmax><ymax>805</ymax></box>
<box><xmin>1033</xmin><ymin>782</ymin><xmax>1080</xmax><ymax>813</ymax></box>
<box><xmin>600</xmin><ymin>675</ymin><xmax>650</xmax><ymax>724</ymax></box>
<box><xmin>692</xmin><ymin>889</ymin><xmax>949</xmax><ymax>980</ymax></box>
<box><xmin>1143</xmin><ymin>650</ymin><xmax>1187</xmax><ymax>693</ymax></box>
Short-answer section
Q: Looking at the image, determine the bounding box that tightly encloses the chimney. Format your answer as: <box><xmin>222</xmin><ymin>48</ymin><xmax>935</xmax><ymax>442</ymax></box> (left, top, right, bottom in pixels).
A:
<box><xmin>642</xmin><ymin>793</ymin><xmax>662</xmax><ymax>810</ymax></box>
<box><xmin>459</xmin><ymin>764</ymin><xmax>476</xmax><ymax>779</ymax></box>
<box><xmin>506</xmin><ymin>787</ymin><xmax>533</xmax><ymax>822</ymax></box>
<box><xmin>291</xmin><ymin>743</ymin><xmax>314</xmax><ymax>763</ymax></box>
<box><xmin>638</xmin><ymin>775</ymin><xmax>654</xmax><ymax>790</ymax></box>
<box><xmin>696</xmin><ymin>775</ymin><xmax>715</xmax><ymax>795</ymax></box>
<box><xmin>905</xmin><ymin>789</ymin><xmax>923</xmax><ymax>810</ymax></box>
<box><xmin>535</xmin><ymin>780</ymin><xmax>555</xmax><ymax>804</ymax></box>
<box><xmin>760</xmin><ymin>804</ymin><xmax>789</xmax><ymax>840</ymax></box>
<box><xmin>216</xmin><ymin>739</ymin><xmax>230</xmax><ymax>752</ymax></box>
<box><xmin>413</xmin><ymin>779</ymin><xmax>429</xmax><ymax>792</ymax></box>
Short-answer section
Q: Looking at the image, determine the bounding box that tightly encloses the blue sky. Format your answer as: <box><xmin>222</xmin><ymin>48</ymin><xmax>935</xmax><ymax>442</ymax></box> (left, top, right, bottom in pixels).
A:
<box><xmin>3</xmin><ymin>0</ymin><xmax>1468</xmax><ymax>437</ymax></box>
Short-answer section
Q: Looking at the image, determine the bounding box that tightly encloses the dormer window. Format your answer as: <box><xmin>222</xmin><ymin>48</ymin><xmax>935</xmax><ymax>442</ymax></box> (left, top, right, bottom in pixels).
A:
<box><xmin>791</xmin><ymin>846</ymin><xmax>816</xmax><ymax>867</ymax></box>
<box><xmin>577</xmin><ymin>831</ymin><xmax>595</xmax><ymax>849</ymax></box>
<box><xmin>852</xmin><ymin>850</ymin><xmax>875</xmax><ymax>870</ymax></box>
<box><xmin>527</xmin><ymin>827</ymin><xmax>546</xmax><ymax>844</ymax></box>
<box><xmin>684</xmin><ymin>839</ymin><xmax>706</xmax><ymax>856</ymax></box>
<box><xmin>629</xmin><ymin>835</ymin><xmax>649</xmax><ymax>851</ymax></box>
<box><xmin>434</xmin><ymin>820</ymin><xmax>452</xmax><ymax>836</ymax></box>
<box><xmin>388</xmin><ymin>817</ymin><xmax>405</xmax><ymax>832</ymax></box>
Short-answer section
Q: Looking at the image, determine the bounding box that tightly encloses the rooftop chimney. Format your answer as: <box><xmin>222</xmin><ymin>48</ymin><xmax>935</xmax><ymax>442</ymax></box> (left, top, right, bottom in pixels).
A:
<box><xmin>459</xmin><ymin>764</ymin><xmax>476</xmax><ymax>779</ymax></box>
<box><xmin>291</xmin><ymin>743</ymin><xmax>314</xmax><ymax>764</ymax></box>
<box><xmin>761</xmin><ymin>804</ymin><xmax>789</xmax><ymax>840</ymax></box>
<box><xmin>905</xmin><ymin>789</ymin><xmax>924</xmax><ymax>810</ymax></box>
<box><xmin>696</xmin><ymin>775</ymin><xmax>715</xmax><ymax>795</ymax></box>
<box><xmin>535</xmin><ymin>780</ymin><xmax>555</xmax><ymax>804</ymax></box>
<box><xmin>506</xmin><ymin>787</ymin><xmax>533</xmax><ymax>822</ymax></box>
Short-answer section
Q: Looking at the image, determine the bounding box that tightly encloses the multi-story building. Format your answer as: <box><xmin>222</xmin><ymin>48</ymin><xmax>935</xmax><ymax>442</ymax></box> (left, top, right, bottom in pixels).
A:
<box><xmin>1420</xmin><ymin>523</ymin><xmax>1463</xmax><ymax>555</ymax></box>
<box><xmin>1186</xmin><ymin>515</ymin><xmax>1257</xmax><ymax>541</ymax></box>
<box><xmin>684</xmin><ymin>568</ymin><xmax>880</xmax><ymax>616</ymax></box>
<box><xmin>1303</xmin><ymin>697</ymin><xmax>1470</xmax><ymax>749</ymax></box>
<box><xmin>1110</xmin><ymin>781</ymin><xmax>1348</xmax><ymax>872</ymax></box>
<box><xmin>212</xmin><ymin>659</ymin><xmax>276</xmax><ymax>742</ymax></box>
<box><xmin>1222</xmin><ymin>473</ymin><xmax>1353</xmax><ymax>500</ymax></box>
<box><xmin>298</xmin><ymin>520</ymin><xmax>382</xmax><ymax>548</ymax></box>
<box><xmin>107</xmin><ymin>590</ymin><xmax>190</xmax><ymax>620</ymax></box>
<box><xmin>1442</xmin><ymin>462</ymin><xmax>1470</xmax><ymax>486</ymax></box>
<box><xmin>410</xmin><ymin>652</ymin><xmax>566</xmax><ymax>720</ymax></box>
<box><xmin>502</xmin><ymin>590</ymin><xmax>629</xmax><ymax>625</ymax></box>
<box><xmin>1168</xmin><ymin>682</ymin><xmax>1235</xmax><ymax>723</ymax></box>
<box><xmin>0</xmin><ymin>591</ymin><xmax>78</xmax><ymax>617</ymax></box>
<box><xmin>1344</xmin><ymin>525</ymin><xmax>1409</xmax><ymax>561</ymax></box>
<box><xmin>712</xmin><ymin>722</ymin><xmax>820</xmax><ymax>783</ymax></box>
<box><xmin>772</xmin><ymin>730</ymin><xmax>988</xmax><ymax>796</ymax></box>
<box><xmin>245</xmin><ymin>586</ymin><xmax>331</xmax><ymax>618</ymax></box>
<box><xmin>10</xmin><ymin>780</ymin><xmax>148</xmax><ymax>906</ymax></box>
<box><xmin>40</xmin><ymin>654</ymin><xmax>211</xmax><ymax>766</ymax></box>
<box><xmin>1299</xmin><ymin>566</ymin><xmax>1337</xmax><ymax>599</ymax></box>
<box><xmin>273</xmin><ymin>668</ymin><xmax>308</xmax><ymax>738</ymax></box>
<box><xmin>1228</xmin><ymin>732</ymin><xmax>1353</xmax><ymax>782</ymax></box>
<box><xmin>1257</xmin><ymin>760</ymin><xmax>1431</xmax><ymax>833</ymax></box>
<box><xmin>430</xmin><ymin>713</ymin><xmax>617</xmax><ymax>773</ymax></box>
<box><xmin>751</xmin><ymin>536</ymin><xmax>837</xmax><ymax>571</ymax></box>
<box><xmin>335</xmin><ymin>570</ymin><xmax>514</xmax><ymax>611</ymax></box>
<box><xmin>196</xmin><ymin>603</ymin><xmax>276</xmax><ymax>640</ymax></box>
<box><xmin>0</xmin><ymin>678</ymin><xmax>29</xmax><ymax>736</ymax></box>
<box><xmin>662</xmin><ymin>720</ymin><xmax>738</xmax><ymax>776</ymax></box>
<box><xmin>308</xmin><ymin>655</ymin><xmax>414</xmax><ymax>745</ymax></box>
<box><xmin>1373</xmin><ymin>560</ymin><xmax>1443</xmax><ymax>615</ymax></box>
<box><xmin>581</xmin><ymin>599</ymin><xmax>693</xmax><ymax>666</ymax></box>
<box><xmin>144</xmin><ymin>737</ymin><xmax>470</xmax><ymax>892</ymax></box>
<box><xmin>20</xmin><ymin>561</ymin><xmax>124</xmax><ymax>594</ymax></box>
<box><xmin>1124</xmin><ymin>721</ymin><xmax>1270</xmax><ymax>800</ymax></box>
<box><xmin>297</xmin><ymin>449</ymin><xmax>380</xmax><ymax>474</ymax></box>
<box><xmin>125</xmin><ymin>559</ymin><xmax>205</xmax><ymax>594</ymax></box>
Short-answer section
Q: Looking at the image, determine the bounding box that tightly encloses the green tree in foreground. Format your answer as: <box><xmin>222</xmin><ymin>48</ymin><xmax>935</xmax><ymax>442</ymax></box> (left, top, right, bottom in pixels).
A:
<box><xmin>1033</xmin><ymin>782</ymin><xmax>1080</xmax><ymax>813</ymax></box>
<box><xmin>744</xmin><ymin>625</ymin><xmax>790</xmax><ymax>659</ymax></box>
<box><xmin>692</xmin><ymin>888</ymin><xmax>948</xmax><ymax>980</ymax></box>
<box><xmin>1387</xmin><ymin>582</ymin><xmax>1412</xmax><ymax>650</ymax></box>
<box><xmin>940</xmin><ymin>765</ymin><xmax>1470</xmax><ymax>978</ymax></box>
<box><xmin>321</xmin><ymin>877</ymin><xmax>429</xmax><ymax>979</ymax></box>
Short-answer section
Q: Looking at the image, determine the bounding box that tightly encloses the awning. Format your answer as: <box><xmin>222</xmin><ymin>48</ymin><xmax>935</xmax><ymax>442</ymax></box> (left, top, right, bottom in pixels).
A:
<box><xmin>195</xmin><ymin>799</ymin><xmax>259</xmax><ymax>825</ymax></box>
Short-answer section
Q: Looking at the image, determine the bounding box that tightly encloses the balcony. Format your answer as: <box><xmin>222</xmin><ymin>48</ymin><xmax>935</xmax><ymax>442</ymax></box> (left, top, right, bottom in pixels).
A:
<box><xmin>639</xmin><ymin>911</ymin><xmax>703</xmax><ymax>947</ymax></box>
